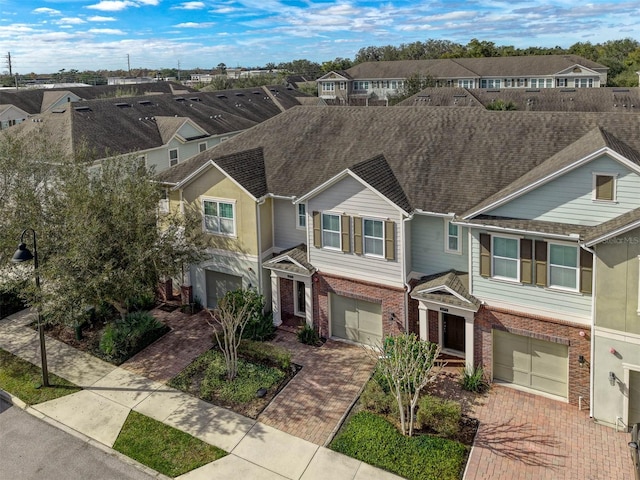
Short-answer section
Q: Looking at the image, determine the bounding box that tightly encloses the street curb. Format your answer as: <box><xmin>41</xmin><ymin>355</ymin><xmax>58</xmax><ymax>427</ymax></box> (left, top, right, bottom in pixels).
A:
<box><xmin>0</xmin><ymin>388</ymin><xmax>170</xmax><ymax>480</ymax></box>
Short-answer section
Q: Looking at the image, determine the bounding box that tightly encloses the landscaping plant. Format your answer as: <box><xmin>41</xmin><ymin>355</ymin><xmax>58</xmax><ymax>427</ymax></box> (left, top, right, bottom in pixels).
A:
<box><xmin>368</xmin><ymin>334</ymin><xmax>443</xmax><ymax>436</ymax></box>
<box><xmin>459</xmin><ymin>364</ymin><xmax>490</xmax><ymax>393</ymax></box>
<box><xmin>297</xmin><ymin>323</ymin><xmax>321</xmax><ymax>346</ymax></box>
<box><xmin>415</xmin><ymin>395</ymin><xmax>461</xmax><ymax>437</ymax></box>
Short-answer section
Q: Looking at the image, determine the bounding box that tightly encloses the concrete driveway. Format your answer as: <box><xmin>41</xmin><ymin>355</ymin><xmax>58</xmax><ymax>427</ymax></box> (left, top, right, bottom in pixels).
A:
<box><xmin>465</xmin><ymin>385</ymin><xmax>635</xmax><ymax>480</ymax></box>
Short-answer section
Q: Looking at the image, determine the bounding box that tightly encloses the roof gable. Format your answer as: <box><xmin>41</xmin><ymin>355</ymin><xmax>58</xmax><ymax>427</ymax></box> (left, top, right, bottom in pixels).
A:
<box><xmin>463</xmin><ymin>127</ymin><xmax>640</xmax><ymax>219</ymax></box>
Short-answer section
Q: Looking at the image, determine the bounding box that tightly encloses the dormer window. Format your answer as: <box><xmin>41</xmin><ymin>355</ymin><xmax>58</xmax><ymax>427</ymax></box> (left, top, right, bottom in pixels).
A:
<box><xmin>593</xmin><ymin>173</ymin><xmax>616</xmax><ymax>202</ymax></box>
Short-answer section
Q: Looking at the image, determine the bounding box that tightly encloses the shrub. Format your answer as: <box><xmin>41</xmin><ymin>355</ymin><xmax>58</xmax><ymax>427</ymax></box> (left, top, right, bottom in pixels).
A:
<box><xmin>297</xmin><ymin>324</ymin><xmax>321</xmax><ymax>346</ymax></box>
<box><xmin>0</xmin><ymin>283</ymin><xmax>25</xmax><ymax>319</ymax></box>
<box><xmin>126</xmin><ymin>291</ymin><xmax>156</xmax><ymax>312</ymax></box>
<box><xmin>238</xmin><ymin>339</ymin><xmax>291</xmax><ymax>370</ymax></box>
<box><xmin>243</xmin><ymin>310</ymin><xmax>275</xmax><ymax>341</ymax></box>
<box><xmin>415</xmin><ymin>395</ymin><xmax>461</xmax><ymax>438</ymax></box>
<box><xmin>459</xmin><ymin>365</ymin><xmax>489</xmax><ymax>393</ymax></box>
<box><xmin>98</xmin><ymin>311</ymin><xmax>167</xmax><ymax>364</ymax></box>
<box><xmin>360</xmin><ymin>379</ymin><xmax>397</xmax><ymax>416</ymax></box>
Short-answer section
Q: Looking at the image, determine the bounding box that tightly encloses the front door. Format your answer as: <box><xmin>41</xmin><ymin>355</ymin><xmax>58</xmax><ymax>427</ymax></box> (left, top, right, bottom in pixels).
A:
<box><xmin>443</xmin><ymin>313</ymin><xmax>465</xmax><ymax>352</ymax></box>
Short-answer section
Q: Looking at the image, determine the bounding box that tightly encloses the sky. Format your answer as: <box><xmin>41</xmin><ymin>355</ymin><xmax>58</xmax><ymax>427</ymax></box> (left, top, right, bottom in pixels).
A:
<box><xmin>0</xmin><ymin>0</ymin><xmax>639</xmax><ymax>74</ymax></box>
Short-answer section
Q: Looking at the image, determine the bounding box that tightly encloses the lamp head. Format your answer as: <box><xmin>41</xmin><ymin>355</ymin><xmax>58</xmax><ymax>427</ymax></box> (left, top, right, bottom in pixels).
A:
<box><xmin>11</xmin><ymin>243</ymin><xmax>34</xmax><ymax>263</ymax></box>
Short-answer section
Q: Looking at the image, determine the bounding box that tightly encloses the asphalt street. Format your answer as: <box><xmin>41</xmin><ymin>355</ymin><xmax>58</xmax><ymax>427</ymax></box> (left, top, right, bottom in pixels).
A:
<box><xmin>0</xmin><ymin>397</ymin><xmax>156</xmax><ymax>480</ymax></box>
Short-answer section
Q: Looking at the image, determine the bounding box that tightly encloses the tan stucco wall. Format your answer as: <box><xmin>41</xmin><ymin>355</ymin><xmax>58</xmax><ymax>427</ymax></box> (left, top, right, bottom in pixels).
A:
<box><xmin>259</xmin><ymin>198</ymin><xmax>273</xmax><ymax>253</ymax></box>
<box><xmin>181</xmin><ymin>167</ymin><xmax>258</xmax><ymax>255</ymax></box>
<box><xmin>595</xmin><ymin>226</ymin><xmax>640</xmax><ymax>334</ymax></box>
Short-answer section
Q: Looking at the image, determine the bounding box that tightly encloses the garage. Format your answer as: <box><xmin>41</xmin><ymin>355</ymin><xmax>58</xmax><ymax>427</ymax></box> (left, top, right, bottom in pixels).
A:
<box><xmin>206</xmin><ymin>270</ymin><xmax>242</xmax><ymax>308</ymax></box>
<box><xmin>493</xmin><ymin>329</ymin><xmax>568</xmax><ymax>399</ymax></box>
<box><xmin>630</xmin><ymin>370</ymin><xmax>640</xmax><ymax>425</ymax></box>
<box><xmin>330</xmin><ymin>294</ymin><xmax>382</xmax><ymax>346</ymax></box>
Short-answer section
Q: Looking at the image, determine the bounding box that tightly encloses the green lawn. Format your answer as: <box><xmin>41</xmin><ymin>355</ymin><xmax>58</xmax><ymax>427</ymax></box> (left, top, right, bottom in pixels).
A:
<box><xmin>113</xmin><ymin>411</ymin><xmax>226</xmax><ymax>477</ymax></box>
<box><xmin>330</xmin><ymin>411</ymin><xmax>468</xmax><ymax>480</ymax></box>
<box><xmin>0</xmin><ymin>348</ymin><xmax>81</xmax><ymax>405</ymax></box>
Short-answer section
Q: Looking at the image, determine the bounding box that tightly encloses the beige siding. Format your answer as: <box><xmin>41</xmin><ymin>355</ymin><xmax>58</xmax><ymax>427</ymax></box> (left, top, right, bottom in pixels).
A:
<box><xmin>594</xmin><ymin>226</ymin><xmax>640</xmax><ymax>334</ymax></box>
<box><xmin>273</xmin><ymin>198</ymin><xmax>306</xmax><ymax>249</ymax></box>
<box><xmin>259</xmin><ymin>197</ymin><xmax>273</xmax><ymax>253</ymax></box>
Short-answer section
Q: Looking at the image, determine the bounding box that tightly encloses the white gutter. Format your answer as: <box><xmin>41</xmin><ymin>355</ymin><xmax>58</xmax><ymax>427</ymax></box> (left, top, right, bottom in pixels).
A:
<box><xmin>402</xmin><ymin>212</ymin><xmax>415</xmax><ymax>332</ymax></box>
<box><xmin>454</xmin><ymin>220</ymin><xmax>581</xmax><ymax>241</ymax></box>
<box><xmin>256</xmin><ymin>198</ymin><xmax>266</xmax><ymax>294</ymax></box>
<box><xmin>579</xmin><ymin>242</ymin><xmax>597</xmax><ymax>418</ymax></box>
<box><xmin>414</xmin><ymin>209</ymin><xmax>453</xmax><ymax>218</ymax></box>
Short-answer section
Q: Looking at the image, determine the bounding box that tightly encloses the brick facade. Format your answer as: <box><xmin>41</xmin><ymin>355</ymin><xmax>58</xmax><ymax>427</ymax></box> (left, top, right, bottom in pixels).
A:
<box><xmin>313</xmin><ymin>272</ymin><xmax>406</xmax><ymax>340</ymax></box>
<box><xmin>428</xmin><ymin>310</ymin><xmax>439</xmax><ymax>343</ymax></box>
<box><xmin>279</xmin><ymin>278</ymin><xmax>295</xmax><ymax>316</ymax></box>
<box><xmin>475</xmin><ymin>306</ymin><xmax>591</xmax><ymax>408</ymax></box>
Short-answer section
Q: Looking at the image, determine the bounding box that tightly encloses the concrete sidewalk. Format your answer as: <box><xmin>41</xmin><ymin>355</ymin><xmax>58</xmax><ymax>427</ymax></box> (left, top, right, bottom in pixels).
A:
<box><xmin>0</xmin><ymin>310</ymin><xmax>402</xmax><ymax>480</ymax></box>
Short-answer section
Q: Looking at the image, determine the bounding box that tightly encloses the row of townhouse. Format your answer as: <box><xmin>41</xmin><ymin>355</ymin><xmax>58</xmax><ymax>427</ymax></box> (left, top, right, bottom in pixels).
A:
<box><xmin>3</xmin><ymin>86</ymin><xmax>309</xmax><ymax>174</ymax></box>
<box><xmin>157</xmin><ymin>106</ymin><xmax>640</xmax><ymax>432</ymax></box>
<box><xmin>318</xmin><ymin>55</ymin><xmax>609</xmax><ymax>103</ymax></box>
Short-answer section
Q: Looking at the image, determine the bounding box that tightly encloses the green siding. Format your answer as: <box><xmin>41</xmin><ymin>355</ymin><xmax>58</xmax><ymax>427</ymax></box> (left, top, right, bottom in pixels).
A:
<box><xmin>410</xmin><ymin>215</ymin><xmax>468</xmax><ymax>275</ymax></box>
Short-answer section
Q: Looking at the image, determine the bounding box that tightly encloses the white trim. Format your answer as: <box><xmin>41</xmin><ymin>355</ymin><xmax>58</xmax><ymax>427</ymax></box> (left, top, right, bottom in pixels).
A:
<box><xmin>294</xmin><ymin>280</ymin><xmax>306</xmax><ymax>317</ymax></box>
<box><xmin>172</xmin><ymin>160</ymin><xmax>258</xmax><ymax>201</ymax></box>
<box><xmin>169</xmin><ymin>147</ymin><xmax>179</xmax><ymax>167</ymax></box>
<box><xmin>454</xmin><ymin>220</ymin><xmax>580</xmax><ymax>240</ymax></box>
<box><xmin>444</xmin><ymin>218</ymin><xmax>462</xmax><ymax>254</ymax></box>
<box><xmin>413</xmin><ymin>285</ymin><xmax>475</xmax><ymax>307</ymax></box>
<box><xmin>547</xmin><ymin>242</ymin><xmax>580</xmax><ymax>292</ymax></box>
<box><xmin>479</xmin><ymin>298</ymin><xmax>591</xmax><ymax>326</ymax></box>
<box><xmin>413</xmin><ymin>297</ymin><xmax>479</xmax><ymax>314</ymax></box>
<box><xmin>491</xmin><ymin>234</ymin><xmax>520</xmax><ymax>282</ymax></box>
<box><xmin>362</xmin><ymin>217</ymin><xmax>385</xmax><ymax>258</ymax></box>
<box><xmin>464</xmin><ymin>148</ymin><xmax>640</xmax><ymax>219</ymax></box>
<box><xmin>202</xmin><ymin>197</ymin><xmax>237</xmax><ymax>237</ymax></box>
<box><xmin>321</xmin><ymin>211</ymin><xmax>342</xmax><ymax>251</ymax></box>
<box><xmin>296</xmin><ymin>203</ymin><xmax>307</xmax><ymax>230</ymax></box>
<box><xmin>584</xmin><ymin>219</ymin><xmax>640</xmax><ymax>247</ymax></box>
<box><xmin>198</xmin><ymin>141</ymin><xmax>207</xmax><ymax>153</ymax></box>
<box><xmin>592</xmin><ymin>171</ymin><xmax>618</xmax><ymax>202</ymax></box>
<box><xmin>594</xmin><ymin>326</ymin><xmax>640</xmax><ymax>344</ymax></box>
<box><xmin>295</xmin><ymin>169</ymin><xmax>409</xmax><ymax>216</ymax></box>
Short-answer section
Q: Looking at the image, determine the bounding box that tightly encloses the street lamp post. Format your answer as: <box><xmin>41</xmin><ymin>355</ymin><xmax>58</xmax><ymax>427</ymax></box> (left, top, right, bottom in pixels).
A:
<box><xmin>11</xmin><ymin>229</ymin><xmax>49</xmax><ymax>388</ymax></box>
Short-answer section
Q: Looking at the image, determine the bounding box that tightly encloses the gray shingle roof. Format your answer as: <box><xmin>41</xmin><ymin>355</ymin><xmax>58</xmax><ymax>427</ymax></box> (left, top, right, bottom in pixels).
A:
<box><xmin>461</xmin><ymin>126</ymin><xmax>640</xmax><ymax>218</ymax></box>
<box><xmin>461</xmin><ymin>216</ymin><xmax>592</xmax><ymax>238</ymax></box>
<box><xmin>399</xmin><ymin>87</ymin><xmax>640</xmax><ymax>112</ymax></box>
<box><xmin>155</xmin><ymin>107</ymin><xmax>640</xmax><ymax>216</ymax></box>
<box><xmin>263</xmin><ymin>244</ymin><xmax>315</xmax><ymax>275</ymax></box>
<box><xmin>342</xmin><ymin>55</ymin><xmax>607</xmax><ymax>81</ymax></box>
<box><xmin>350</xmin><ymin>155</ymin><xmax>412</xmax><ymax>213</ymax></box>
<box><xmin>411</xmin><ymin>270</ymin><xmax>480</xmax><ymax>310</ymax></box>
<box><xmin>583</xmin><ymin>207</ymin><xmax>640</xmax><ymax>245</ymax></box>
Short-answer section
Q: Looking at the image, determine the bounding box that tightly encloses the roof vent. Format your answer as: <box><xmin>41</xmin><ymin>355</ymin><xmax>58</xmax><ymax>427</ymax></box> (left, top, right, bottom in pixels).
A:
<box><xmin>114</xmin><ymin>102</ymin><xmax>130</xmax><ymax>107</ymax></box>
<box><xmin>235</xmin><ymin>93</ymin><xmax>245</xmax><ymax>96</ymax></box>
<box><xmin>216</xmin><ymin>94</ymin><xmax>227</xmax><ymax>99</ymax></box>
<box><xmin>189</xmin><ymin>97</ymin><xmax>201</xmax><ymax>101</ymax></box>
<box><xmin>560</xmin><ymin>88</ymin><xmax>576</xmax><ymax>93</ymax></box>
<box><xmin>174</xmin><ymin>97</ymin><xmax>185</xmax><ymax>101</ymax></box>
<box><xmin>486</xmin><ymin>89</ymin><xmax>500</xmax><ymax>93</ymax></box>
<box><xmin>613</xmin><ymin>88</ymin><xmax>629</xmax><ymax>93</ymax></box>
<box><xmin>52</xmin><ymin>108</ymin><xmax>66</xmax><ymax>113</ymax></box>
<box><xmin>252</xmin><ymin>91</ymin><xmax>261</xmax><ymax>95</ymax></box>
<box><xmin>137</xmin><ymin>100</ymin><xmax>152</xmax><ymax>105</ymax></box>
<box><xmin>453</xmin><ymin>94</ymin><xmax>467</xmax><ymax>98</ymax></box>
<box><xmin>74</xmin><ymin>106</ymin><xmax>91</xmax><ymax>112</ymax></box>
<box><xmin>525</xmin><ymin>89</ymin><xmax>540</xmax><ymax>93</ymax></box>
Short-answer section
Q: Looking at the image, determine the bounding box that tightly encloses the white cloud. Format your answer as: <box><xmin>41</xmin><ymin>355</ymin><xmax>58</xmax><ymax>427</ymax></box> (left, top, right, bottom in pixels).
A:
<box><xmin>87</xmin><ymin>1</ymin><xmax>136</xmax><ymax>12</ymax></box>
<box><xmin>88</xmin><ymin>28</ymin><xmax>125</xmax><ymax>34</ymax></box>
<box><xmin>174</xmin><ymin>1</ymin><xmax>206</xmax><ymax>10</ymax></box>
<box><xmin>88</xmin><ymin>16</ymin><xmax>117</xmax><ymax>22</ymax></box>
<box><xmin>57</xmin><ymin>17</ymin><xmax>87</xmax><ymax>25</ymax></box>
<box><xmin>174</xmin><ymin>22</ymin><xmax>215</xmax><ymax>28</ymax></box>
<box><xmin>33</xmin><ymin>7</ymin><xmax>62</xmax><ymax>16</ymax></box>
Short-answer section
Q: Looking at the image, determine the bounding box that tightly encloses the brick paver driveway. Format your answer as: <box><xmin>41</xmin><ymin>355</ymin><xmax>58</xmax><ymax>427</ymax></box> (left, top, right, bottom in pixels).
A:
<box><xmin>465</xmin><ymin>385</ymin><xmax>635</xmax><ymax>480</ymax></box>
<box><xmin>259</xmin><ymin>330</ymin><xmax>376</xmax><ymax>446</ymax></box>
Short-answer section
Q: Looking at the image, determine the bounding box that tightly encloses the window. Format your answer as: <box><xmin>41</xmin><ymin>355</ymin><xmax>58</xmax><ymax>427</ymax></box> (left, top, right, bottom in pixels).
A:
<box><xmin>295</xmin><ymin>281</ymin><xmax>306</xmax><ymax>316</ymax></box>
<box><xmin>492</xmin><ymin>236</ymin><xmax>519</xmax><ymax>280</ymax></box>
<box><xmin>321</xmin><ymin>82</ymin><xmax>335</xmax><ymax>92</ymax></box>
<box><xmin>556</xmin><ymin>78</ymin><xmax>568</xmax><ymax>87</ymax></box>
<box><xmin>203</xmin><ymin>199</ymin><xmax>235</xmax><ymax>235</ymax></box>
<box><xmin>339</xmin><ymin>81</ymin><xmax>346</xmax><ymax>90</ymax></box>
<box><xmin>458</xmin><ymin>79</ymin><xmax>473</xmax><ymax>88</ymax></box>
<box><xmin>322</xmin><ymin>213</ymin><xmax>341</xmax><ymax>249</ymax></box>
<box><xmin>297</xmin><ymin>203</ymin><xmax>306</xmax><ymax>229</ymax></box>
<box><xmin>158</xmin><ymin>189</ymin><xmax>169</xmax><ymax>213</ymax></box>
<box><xmin>169</xmin><ymin>148</ymin><xmax>178</xmax><ymax>167</ymax></box>
<box><xmin>574</xmin><ymin>78</ymin><xmax>593</xmax><ymax>88</ymax></box>
<box><xmin>593</xmin><ymin>173</ymin><xmax>616</xmax><ymax>201</ymax></box>
<box><xmin>445</xmin><ymin>220</ymin><xmax>461</xmax><ymax>253</ymax></box>
<box><xmin>363</xmin><ymin>219</ymin><xmax>384</xmax><ymax>257</ymax></box>
<box><xmin>516</xmin><ymin>78</ymin><xmax>527</xmax><ymax>87</ymax></box>
<box><xmin>198</xmin><ymin>142</ymin><xmax>207</xmax><ymax>153</ymax></box>
<box><xmin>354</xmin><ymin>81</ymin><xmax>369</xmax><ymax>91</ymax></box>
<box><xmin>390</xmin><ymin>80</ymin><xmax>397</xmax><ymax>89</ymax></box>
<box><xmin>480</xmin><ymin>79</ymin><xmax>501</xmax><ymax>88</ymax></box>
<box><xmin>548</xmin><ymin>244</ymin><xmax>578</xmax><ymax>290</ymax></box>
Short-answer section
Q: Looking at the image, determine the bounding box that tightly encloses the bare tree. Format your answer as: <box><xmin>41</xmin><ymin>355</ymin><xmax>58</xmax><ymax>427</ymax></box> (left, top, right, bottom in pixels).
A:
<box><xmin>369</xmin><ymin>334</ymin><xmax>443</xmax><ymax>436</ymax></box>
<box><xmin>207</xmin><ymin>289</ymin><xmax>258</xmax><ymax>380</ymax></box>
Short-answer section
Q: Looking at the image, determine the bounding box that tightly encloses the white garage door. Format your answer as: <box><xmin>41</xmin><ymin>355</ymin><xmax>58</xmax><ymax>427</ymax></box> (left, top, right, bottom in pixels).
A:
<box><xmin>493</xmin><ymin>330</ymin><xmax>568</xmax><ymax>399</ymax></box>
<box><xmin>206</xmin><ymin>270</ymin><xmax>242</xmax><ymax>308</ymax></box>
<box><xmin>330</xmin><ymin>294</ymin><xmax>382</xmax><ymax>346</ymax></box>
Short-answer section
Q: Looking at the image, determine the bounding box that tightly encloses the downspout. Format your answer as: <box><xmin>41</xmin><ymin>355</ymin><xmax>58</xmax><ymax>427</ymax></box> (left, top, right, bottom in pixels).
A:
<box><xmin>255</xmin><ymin>197</ymin><xmax>266</xmax><ymax>294</ymax></box>
<box><xmin>580</xmin><ymin>242</ymin><xmax>597</xmax><ymax>418</ymax></box>
<box><xmin>402</xmin><ymin>212</ymin><xmax>414</xmax><ymax>332</ymax></box>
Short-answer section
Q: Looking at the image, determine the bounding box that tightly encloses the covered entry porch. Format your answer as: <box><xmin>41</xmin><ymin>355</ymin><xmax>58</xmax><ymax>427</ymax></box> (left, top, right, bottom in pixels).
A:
<box><xmin>410</xmin><ymin>271</ymin><xmax>480</xmax><ymax>372</ymax></box>
<box><xmin>263</xmin><ymin>244</ymin><xmax>315</xmax><ymax>328</ymax></box>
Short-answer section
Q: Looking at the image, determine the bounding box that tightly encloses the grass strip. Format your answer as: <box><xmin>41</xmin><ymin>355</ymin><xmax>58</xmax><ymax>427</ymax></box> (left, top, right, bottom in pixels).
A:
<box><xmin>113</xmin><ymin>411</ymin><xmax>226</xmax><ymax>477</ymax></box>
<box><xmin>330</xmin><ymin>411</ymin><xmax>468</xmax><ymax>480</ymax></box>
<box><xmin>0</xmin><ymin>348</ymin><xmax>81</xmax><ymax>405</ymax></box>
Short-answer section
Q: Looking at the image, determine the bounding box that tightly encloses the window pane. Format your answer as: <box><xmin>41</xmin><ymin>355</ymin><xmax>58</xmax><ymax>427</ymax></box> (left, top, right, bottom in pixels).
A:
<box><xmin>204</xmin><ymin>201</ymin><xmax>217</xmax><ymax>216</ymax></box>
<box><xmin>448</xmin><ymin>223</ymin><xmax>458</xmax><ymax>236</ymax></box>
<box><xmin>204</xmin><ymin>216</ymin><xmax>219</xmax><ymax>232</ymax></box>
<box><xmin>219</xmin><ymin>203</ymin><xmax>233</xmax><ymax>219</ymax></box>
<box><xmin>494</xmin><ymin>237</ymin><xmax>517</xmax><ymax>258</ymax></box>
<box><xmin>220</xmin><ymin>218</ymin><xmax>234</xmax><ymax>234</ymax></box>
<box><xmin>550</xmin><ymin>245</ymin><xmax>577</xmax><ymax>268</ymax></box>
<box><xmin>323</xmin><ymin>214</ymin><xmax>339</xmax><ymax>231</ymax></box>
<box><xmin>365</xmin><ymin>238</ymin><xmax>383</xmax><ymax>256</ymax></box>
<box><xmin>364</xmin><ymin>219</ymin><xmax>383</xmax><ymax>238</ymax></box>
<box><xmin>323</xmin><ymin>231</ymin><xmax>340</xmax><ymax>248</ymax></box>
<box><xmin>550</xmin><ymin>266</ymin><xmax>577</xmax><ymax>289</ymax></box>
<box><xmin>494</xmin><ymin>258</ymin><xmax>517</xmax><ymax>279</ymax></box>
<box><xmin>448</xmin><ymin>237</ymin><xmax>458</xmax><ymax>251</ymax></box>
